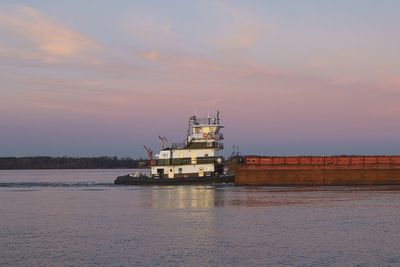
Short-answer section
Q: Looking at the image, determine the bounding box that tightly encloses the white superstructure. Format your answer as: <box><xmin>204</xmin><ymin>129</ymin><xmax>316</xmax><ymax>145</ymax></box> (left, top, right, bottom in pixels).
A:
<box><xmin>150</xmin><ymin>112</ymin><xmax>224</xmax><ymax>178</ymax></box>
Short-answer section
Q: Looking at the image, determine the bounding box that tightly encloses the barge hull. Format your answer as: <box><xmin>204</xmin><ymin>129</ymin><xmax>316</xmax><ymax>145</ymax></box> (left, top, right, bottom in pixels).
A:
<box><xmin>236</xmin><ymin>168</ymin><xmax>400</xmax><ymax>186</ymax></box>
<box><xmin>235</xmin><ymin>156</ymin><xmax>400</xmax><ymax>186</ymax></box>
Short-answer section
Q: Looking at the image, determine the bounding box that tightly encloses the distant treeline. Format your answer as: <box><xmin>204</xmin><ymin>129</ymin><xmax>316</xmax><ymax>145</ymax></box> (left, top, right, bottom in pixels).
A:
<box><xmin>0</xmin><ymin>157</ymin><xmax>149</xmax><ymax>170</ymax></box>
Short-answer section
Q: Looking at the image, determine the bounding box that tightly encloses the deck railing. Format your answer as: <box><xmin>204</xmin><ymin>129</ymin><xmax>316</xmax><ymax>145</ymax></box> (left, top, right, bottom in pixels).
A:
<box><xmin>155</xmin><ymin>157</ymin><xmax>223</xmax><ymax>166</ymax></box>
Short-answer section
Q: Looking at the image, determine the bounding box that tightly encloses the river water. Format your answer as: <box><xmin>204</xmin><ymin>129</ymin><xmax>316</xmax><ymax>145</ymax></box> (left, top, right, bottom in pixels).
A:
<box><xmin>1</xmin><ymin>169</ymin><xmax>400</xmax><ymax>266</ymax></box>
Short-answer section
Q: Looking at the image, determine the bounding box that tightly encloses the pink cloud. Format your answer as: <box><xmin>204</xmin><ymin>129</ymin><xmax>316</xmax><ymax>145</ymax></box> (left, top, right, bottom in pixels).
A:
<box><xmin>215</xmin><ymin>23</ymin><xmax>267</xmax><ymax>52</ymax></box>
<box><xmin>382</xmin><ymin>77</ymin><xmax>400</xmax><ymax>90</ymax></box>
<box><xmin>0</xmin><ymin>6</ymin><xmax>101</xmax><ymax>63</ymax></box>
<box><xmin>211</xmin><ymin>2</ymin><xmax>269</xmax><ymax>52</ymax></box>
<box><xmin>141</xmin><ymin>51</ymin><xmax>160</xmax><ymax>61</ymax></box>
<box><xmin>122</xmin><ymin>15</ymin><xmax>174</xmax><ymax>44</ymax></box>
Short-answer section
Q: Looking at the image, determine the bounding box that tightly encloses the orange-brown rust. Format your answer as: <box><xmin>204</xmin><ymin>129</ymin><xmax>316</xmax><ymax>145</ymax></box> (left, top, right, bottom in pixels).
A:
<box><xmin>244</xmin><ymin>156</ymin><xmax>400</xmax><ymax>166</ymax></box>
<box><xmin>236</xmin><ymin>156</ymin><xmax>400</xmax><ymax>186</ymax></box>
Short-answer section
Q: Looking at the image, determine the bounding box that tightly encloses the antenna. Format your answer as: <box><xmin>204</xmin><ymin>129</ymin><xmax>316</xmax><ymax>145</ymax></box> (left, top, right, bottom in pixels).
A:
<box><xmin>163</xmin><ymin>136</ymin><xmax>168</xmax><ymax>147</ymax></box>
<box><xmin>158</xmin><ymin>136</ymin><xmax>165</xmax><ymax>149</ymax></box>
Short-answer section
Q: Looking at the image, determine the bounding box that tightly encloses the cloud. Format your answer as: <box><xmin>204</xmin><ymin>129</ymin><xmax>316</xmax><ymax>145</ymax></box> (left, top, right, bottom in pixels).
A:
<box><xmin>383</xmin><ymin>77</ymin><xmax>400</xmax><ymax>90</ymax></box>
<box><xmin>216</xmin><ymin>22</ymin><xmax>267</xmax><ymax>52</ymax></box>
<box><xmin>212</xmin><ymin>2</ymin><xmax>268</xmax><ymax>52</ymax></box>
<box><xmin>123</xmin><ymin>15</ymin><xmax>174</xmax><ymax>44</ymax></box>
<box><xmin>136</xmin><ymin>49</ymin><xmax>279</xmax><ymax>83</ymax></box>
<box><xmin>0</xmin><ymin>6</ymin><xmax>101</xmax><ymax>63</ymax></box>
<box><xmin>141</xmin><ymin>51</ymin><xmax>160</xmax><ymax>61</ymax></box>
<box><xmin>198</xmin><ymin>98</ymin><xmax>220</xmax><ymax>108</ymax></box>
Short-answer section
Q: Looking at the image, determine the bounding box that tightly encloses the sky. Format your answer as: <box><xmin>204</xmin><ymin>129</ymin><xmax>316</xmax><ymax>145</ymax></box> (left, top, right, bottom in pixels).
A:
<box><xmin>1</xmin><ymin>0</ymin><xmax>400</xmax><ymax>157</ymax></box>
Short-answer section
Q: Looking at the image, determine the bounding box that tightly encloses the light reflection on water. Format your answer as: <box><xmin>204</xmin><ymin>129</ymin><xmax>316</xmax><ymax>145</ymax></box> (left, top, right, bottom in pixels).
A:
<box><xmin>132</xmin><ymin>185</ymin><xmax>400</xmax><ymax>209</ymax></box>
<box><xmin>1</xmin><ymin>170</ymin><xmax>400</xmax><ymax>266</ymax></box>
<box><xmin>148</xmin><ymin>186</ymin><xmax>217</xmax><ymax>209</ymax></box>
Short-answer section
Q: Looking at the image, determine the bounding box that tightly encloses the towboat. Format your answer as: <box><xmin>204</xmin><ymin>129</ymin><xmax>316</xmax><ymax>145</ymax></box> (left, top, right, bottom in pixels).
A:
<box><xmin>114</xmin><ymin>111</ymin><xmax>234</xmax><ymax>185</ymax></box>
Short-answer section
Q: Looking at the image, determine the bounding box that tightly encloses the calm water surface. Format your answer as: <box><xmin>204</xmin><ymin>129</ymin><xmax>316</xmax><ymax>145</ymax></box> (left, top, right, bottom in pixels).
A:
<box><xmin>1</xmin><ymin>169</ymin><xmax>400</xmax><ymax>266</ymax></box>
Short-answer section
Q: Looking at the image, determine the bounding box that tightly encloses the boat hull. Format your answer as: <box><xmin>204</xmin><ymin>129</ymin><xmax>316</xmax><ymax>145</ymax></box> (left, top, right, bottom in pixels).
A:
<box><xmin>114</xmin><ymin>174</ymin><xmax>234</xmax><ymax>185</ymax></box>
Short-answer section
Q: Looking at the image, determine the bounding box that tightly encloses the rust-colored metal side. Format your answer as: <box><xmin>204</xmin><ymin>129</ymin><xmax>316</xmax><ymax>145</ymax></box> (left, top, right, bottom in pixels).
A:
<box><xmin>235</xmin><ymin>156</ymin><xmax>400</xmax><ymax>186</ymax></box>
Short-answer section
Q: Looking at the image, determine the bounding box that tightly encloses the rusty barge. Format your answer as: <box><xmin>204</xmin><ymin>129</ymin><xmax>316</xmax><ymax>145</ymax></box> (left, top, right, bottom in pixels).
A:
<box><xmin>235</xmin><ymin>156</ymin><xmax>400</xmax><ymax>186</ymax></box>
